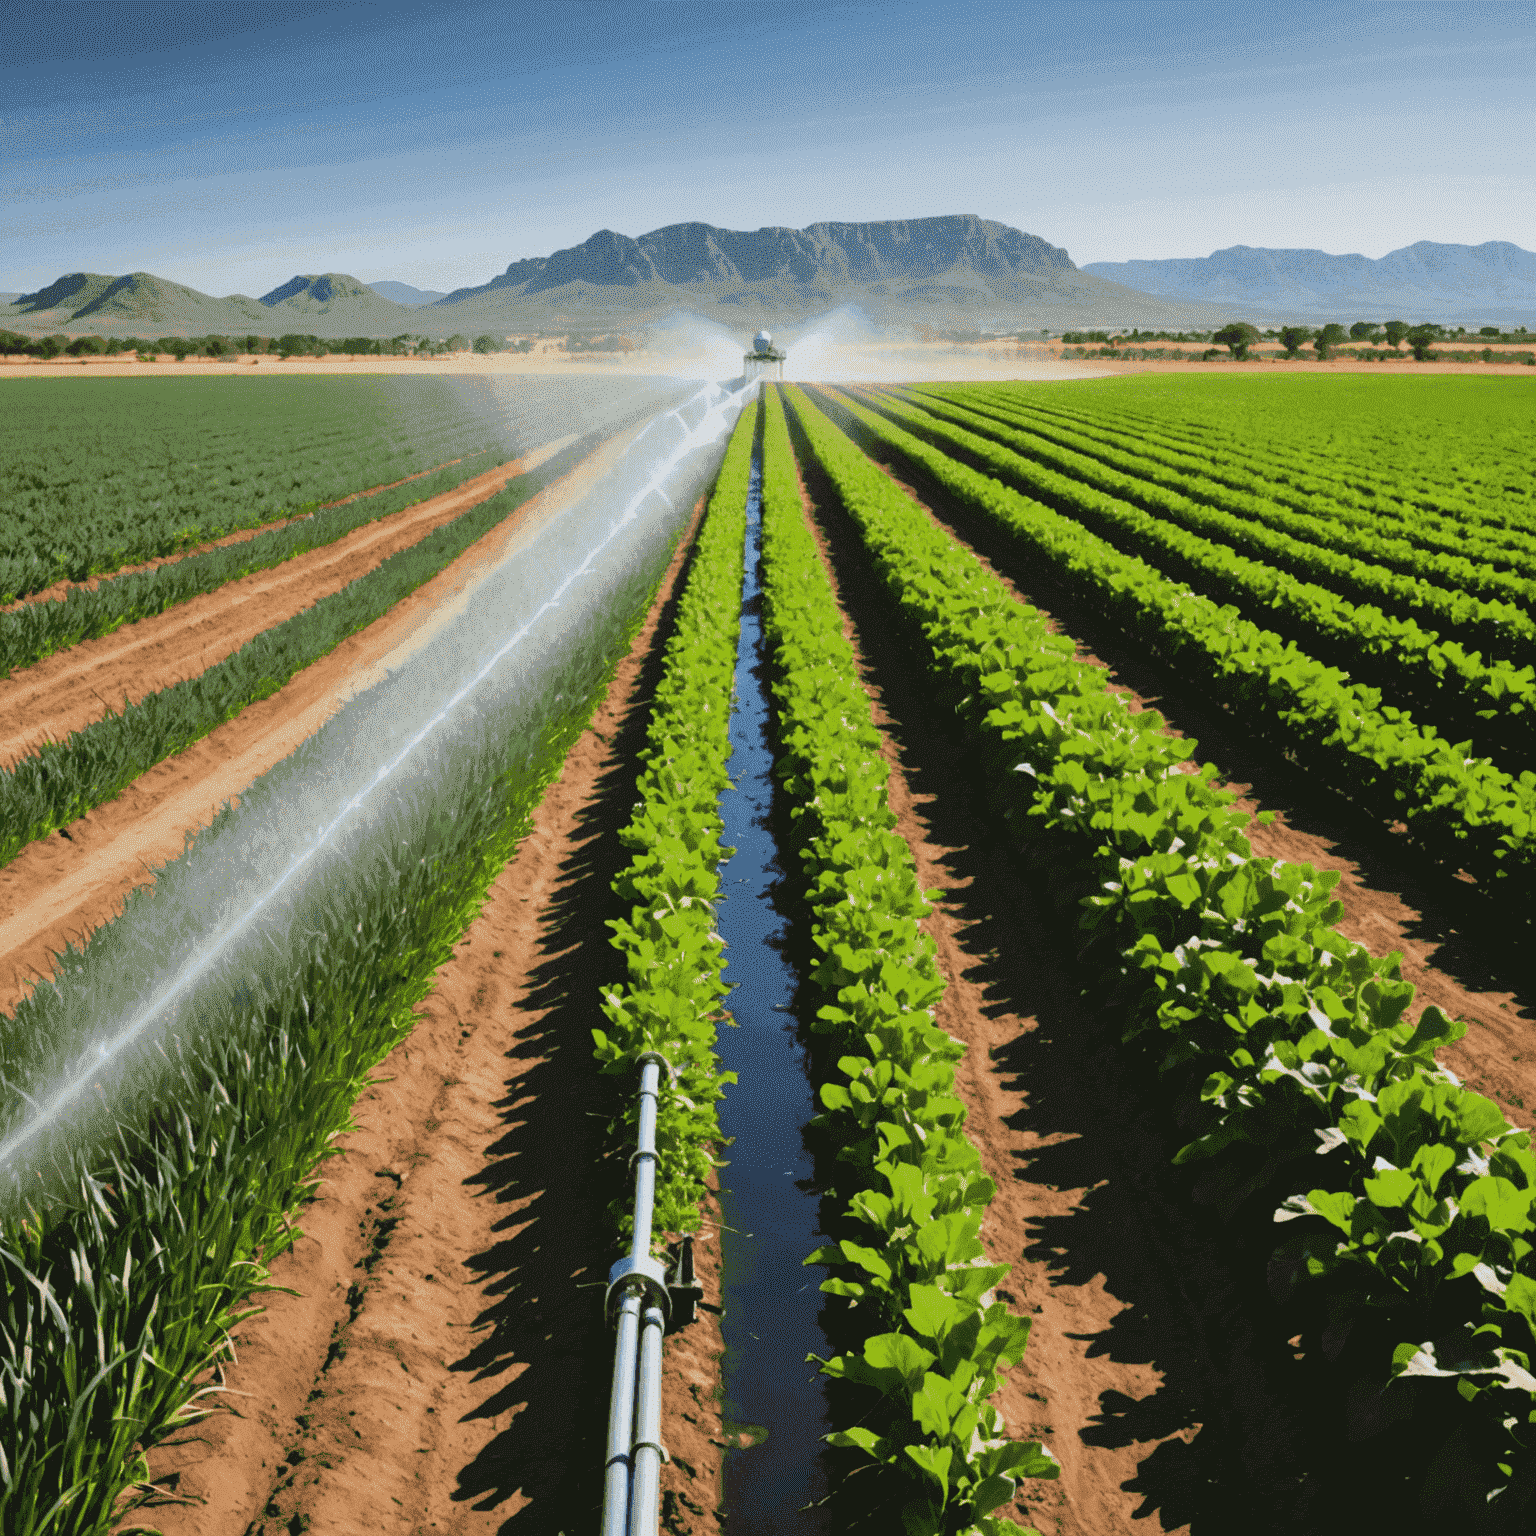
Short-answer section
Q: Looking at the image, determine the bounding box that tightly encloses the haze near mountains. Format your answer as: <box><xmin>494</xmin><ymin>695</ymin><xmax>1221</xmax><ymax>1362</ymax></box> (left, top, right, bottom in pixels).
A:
<box><xmin>1083</xmin><ymin>242</ymin><xmax>1536</xmax><ymax>325</ymax></box>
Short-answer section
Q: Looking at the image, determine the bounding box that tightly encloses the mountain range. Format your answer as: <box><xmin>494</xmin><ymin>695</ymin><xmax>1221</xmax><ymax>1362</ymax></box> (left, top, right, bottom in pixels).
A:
<box><xmin>1</xmin><ymin>217</ymin><xmax>1230</xmax><ymax>338</ymax></box>
<box><xmin>6</xmin><ymin>221</ymin><xmax>1533</xmax><ymax>341</ymax></box>
<box><xmin>417</xmin><ymin>216</ymin><xmax>1227</xmax><ymax>332</ymax></box>
<box><xmin>2</xmin><ymin>270</ymin><xmax>422</xmax><ymax>339</ymax></box>
<box><xmin>1083</xmin><ymin>242</ymin><xmax>1536</xmax><ymax>324</ymax></box>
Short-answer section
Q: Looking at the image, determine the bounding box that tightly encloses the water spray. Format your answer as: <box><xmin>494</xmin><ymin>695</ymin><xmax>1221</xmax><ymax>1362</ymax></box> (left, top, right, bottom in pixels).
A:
<box><xmin>0</xmin><ymin>378</ymin><xmax>755</xmax><ymax>1189</ymax></box>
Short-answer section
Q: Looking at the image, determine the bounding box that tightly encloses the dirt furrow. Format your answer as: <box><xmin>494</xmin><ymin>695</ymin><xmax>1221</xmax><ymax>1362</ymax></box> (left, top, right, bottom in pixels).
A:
<box><xmin>1</xmin><ymin>452</ymin><xmax>481</xmax><ymax>615</ymax></box>
<box><xmin>0</xmin><ymin>424</ymin><xmax>634</xmax><ymax>1016</ymax></box>
<box><xmin>0</xmin><ymin>439</ymin><xmax>572</xmax><ymax>769</ymax></box>
<box><xmin>821</xmin><ymin>389</ymin><xmax>1536</xmax><ymax>1120</ymax></box>
<box><xmin>791</xmin><ymin>452</ymin><xmax>1192</xmax><ymax>1535</ymax></box>
<box><xmin>122</xmin><ymin>499</ymin><xmax>726</xmax><ymax>1536</ymax></box>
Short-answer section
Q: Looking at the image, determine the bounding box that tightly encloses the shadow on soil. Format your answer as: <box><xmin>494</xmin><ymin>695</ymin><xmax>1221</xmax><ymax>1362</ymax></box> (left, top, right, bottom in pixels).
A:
<box><xmin>444</xmin><ymin>535</ymin><xmax>699</xmax><ymax>1535</ymax></box>
<box><xmin>822</xmin><ymin>386</ymin><xmax>1536</xmax><ymax>1024</ymax></box>
<box><xmin>785</xmin><ymin>392</ymin><xmax>1511</xmax><ymax>1536</ymax></box>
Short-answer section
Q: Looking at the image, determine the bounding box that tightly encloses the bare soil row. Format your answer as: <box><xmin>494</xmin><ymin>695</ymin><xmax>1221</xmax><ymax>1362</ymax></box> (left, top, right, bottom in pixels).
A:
<box><xmin>0</xmin><ymin>423</ymin><xmax>639</xmax><ymax>1014</ymax></box>
<box><xmin>0</xmin><ymin>439</ymin><xmax>569</xmax><ymax>770</ymax></box>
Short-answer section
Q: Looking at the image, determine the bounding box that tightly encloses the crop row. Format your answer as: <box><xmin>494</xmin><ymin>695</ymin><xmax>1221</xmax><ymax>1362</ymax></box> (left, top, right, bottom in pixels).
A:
<box><xmin>758</xmin><ymin>389</ymin><xmax>1057</xmax><ymax>1536</ymax></box>
<box><xmin>950</xmin><ymin>382</ymin><xmax>1536</xmax><ymax>550</ymax></box>
<box><xmin>0</xmin><ymin>432</ymin><xmax>602</xmax><ymax>870</ymax></box>
<box><xmin>0</xmin><ymin>449</ymin><xmax>505</xmax><ymax>677</ymax></box>
<box><xmin>926</xmin><ymin>385</ymin><xmax>1536</xmax><ymax>581</ymax></box>
<box><xmin>0</xmin><ymin>376</ymin><xmax>533</xmax><ymax>601</ymax></box>
<box><xmin>783</xmin><ymin>382</ymin><xmax>1536</xmax><ymax>1514</ymax></box>
<box><xmin>1010</xmin><ymin>375</ymin><xmax>1535</xmax><ymax>533</ymax></box>
<box><xmin>593</xmin><ymin>403</ymin><xmax>754</xmax><ymax>1242</ymax></box>
<box><xmin>0</xmin><ymin>534</ymin><xmax>672</xmax><ymax>1533</ymax></box>
<box><xmin>818</xmin><ymin>387</ymin><xmax>1536</xmax><ymax>913</ymax></box>
<box><xmin>880</xmin><ymin>387</ymin><xmax>1536</xmax><ymax>668</ymax></box>
<box><xmin>861</xmin><ymin>388</ymin><xmax>1536</xmax><ymax>774</ymax></box>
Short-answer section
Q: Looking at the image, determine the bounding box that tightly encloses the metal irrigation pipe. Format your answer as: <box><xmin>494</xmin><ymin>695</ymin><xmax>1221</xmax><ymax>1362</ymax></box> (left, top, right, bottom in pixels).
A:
<box><xmin>601</xmin><ymin>1051</ymin><xmax>674</xmax><ymax>1536</ymax></box>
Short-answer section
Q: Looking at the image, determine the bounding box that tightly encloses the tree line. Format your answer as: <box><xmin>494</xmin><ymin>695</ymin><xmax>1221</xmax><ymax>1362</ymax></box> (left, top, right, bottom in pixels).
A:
<box><xmin>1062</xmin><ymin>322</ymin><xmax>1531</xmax><ymax>361</ymax></box>
<box><xmin>1209</xmin><ymin>321</ymin><xmax>1530</xmax><ymax>360</ymax></box>
<box><xmin>0</xmin><ymin>331</ymin><xmax>529</xmax><ymax>359</ymax></box>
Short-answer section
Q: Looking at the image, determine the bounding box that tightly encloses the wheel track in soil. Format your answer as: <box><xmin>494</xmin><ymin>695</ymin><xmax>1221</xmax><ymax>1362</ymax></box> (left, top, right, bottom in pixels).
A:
<box><xmin>0</xmin><ymin>439</ymin><xmax>572</xmax><ymax>770</ymax></box>
<box><xmin>117</xmin><ymin>498</ymin><xmax>729</xmax><ymax>1536</ymax></box>
<box><xmin>0</xmin><ymin>422</ymin><xmax>636</xmax><ymax>1016</ymax></box>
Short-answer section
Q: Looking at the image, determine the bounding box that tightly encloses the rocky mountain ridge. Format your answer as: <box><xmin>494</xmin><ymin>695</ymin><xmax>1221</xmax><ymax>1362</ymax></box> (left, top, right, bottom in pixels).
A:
<box><xmin>2</xmin><ymin>217</ymin><xmax>1227</xmax><ymax>337</ymax></box>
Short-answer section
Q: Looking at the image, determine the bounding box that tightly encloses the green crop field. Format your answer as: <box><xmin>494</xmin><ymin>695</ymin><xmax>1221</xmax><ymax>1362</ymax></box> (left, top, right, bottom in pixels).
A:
<box><xmin>774</xmin><ymin>375</ymin><xmax>1536</xmax><ymax>1528</ymax></box>
<box><xmin>3</xmin><ymin>373</ymin><xmax>1535</xmax><ymax>1536</ymax></box>
<box><xmin>0</xmin><ymin>374</ymin><xmax>608</xmax><ymax>601</ymax></box>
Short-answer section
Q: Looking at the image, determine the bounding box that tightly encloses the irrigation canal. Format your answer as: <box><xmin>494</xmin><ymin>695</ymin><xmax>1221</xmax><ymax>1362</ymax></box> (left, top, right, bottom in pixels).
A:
<box><xmin>713</xmin><ymin>444</ymin><xmax>836</xmax><ymax>1533</ymax></box>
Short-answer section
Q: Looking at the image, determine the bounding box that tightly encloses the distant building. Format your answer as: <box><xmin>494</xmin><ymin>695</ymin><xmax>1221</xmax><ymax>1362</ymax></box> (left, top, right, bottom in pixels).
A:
<box><xmin>744</xmin><ymin>327</ymin><xmax>785</xmax><ymax>383</ymax></box>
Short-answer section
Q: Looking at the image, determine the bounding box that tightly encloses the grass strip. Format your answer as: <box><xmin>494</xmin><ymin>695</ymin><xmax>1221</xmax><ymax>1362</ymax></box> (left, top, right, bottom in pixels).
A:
<box><xmin>593</xmin><ymin>401</ymin><xmax>755</xmax><ymax>1245</ymax></box>
<box><xmin>817</xmin><ymin>387</ymin><xmax>1536</xmax><ymax>911</ymax></box>
<box><xmin>785</xmin><ymin>382</ymin><xmax>1536</xmax><ymax>1516</ymax></box>
<box><xmin>0</xmin><ymin>450</ymin><xmax>504</xmax><ymax>677</ymax></box>
<box><xmin>0</xmin><ymin>430</ymin><xmax>603</xmax><ymax>870</ymax></box>
<box><xmin>759</xmin><ymin>388</ymin><xmax>1058</xmax><ymax>1536</ymax></box>
<box><xmin>0</xmin><ymin>494</ymin><xmax>686</xmax><ymax>1533</ymax></box>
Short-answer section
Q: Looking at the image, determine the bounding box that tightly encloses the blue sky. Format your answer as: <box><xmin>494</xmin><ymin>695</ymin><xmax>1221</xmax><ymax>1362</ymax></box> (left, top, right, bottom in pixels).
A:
<box><xmin>4</xmin><ymin>0</ymin><xmax>1533</xmax><ymax>295</ymax></box>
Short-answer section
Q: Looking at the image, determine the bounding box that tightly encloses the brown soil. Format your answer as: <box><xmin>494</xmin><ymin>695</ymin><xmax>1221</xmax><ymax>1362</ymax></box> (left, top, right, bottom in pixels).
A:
<box><xmin>791</xmin><ymin>457</ymin><xmax>1175</xmax><ymax>1535</ymax></box>
<box><xmin>819</xmin><ymin>385</ymin><xmax>1536</xmax><ymax>1113</ymax></box>
<box><xmin>0</xmin><ymin>439</ymin><xmax>571</xmax><ymax>769</ymax></box>
<box><xmin>800</xmin><ymin>386</ymin><xmax>1536</xmax><ymax>1529</ymax></box>
<box><xmin>1</xmin><ymin>454</ymin><xmax>488</xmax><ymax>614</ymax></box>
<box><xmin>0</xmin><ymin>421</ymin><xmax>645</xmax><ymax>1016</ymax></box>
<box><xmin>124</xmin><ymin>500</ymin><xmax>726</xmax><ymax>1536</ymax></box>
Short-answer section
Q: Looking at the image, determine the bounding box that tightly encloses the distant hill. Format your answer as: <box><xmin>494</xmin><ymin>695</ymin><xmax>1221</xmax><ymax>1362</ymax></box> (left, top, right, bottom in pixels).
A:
<box><xmin>427</xmin><ymin>215</ymin><xmax>1228</xmax><ymax>331</ymax></box>
<box><xmin>1</xmin><ymin>270</ymin><xmax>419</xmax><ymax>339</ymax></box>
<box><xmin>1082</xmin><ymin>241</ymin><xmax>1536</xmax><ymax>324</ymax></box>
<box><xmin>368</xmin><ymin>280</ymin><xmax>447</xmax><ymax>305</ymax></box>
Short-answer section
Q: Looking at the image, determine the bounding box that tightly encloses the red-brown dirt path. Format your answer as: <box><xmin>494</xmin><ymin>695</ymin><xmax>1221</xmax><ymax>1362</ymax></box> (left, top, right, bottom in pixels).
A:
<box><xmin>1</xmin><ymin>451</ymin><xmax>489</xmax><ymax>614</ymax></box>
<box><xmin>122</xmin><ymin>500</ymin><xmax>726</xmax><ymax>1536</ymax></box>
<box><xmin>0</xmin><ymin>423</ymin><xmax>639</xmax><ymax>1016</ymax></box>
<box><xmin>0</xmin><ymin>438</ymin><xmax>572</xmax><ymax>769</ymax></box>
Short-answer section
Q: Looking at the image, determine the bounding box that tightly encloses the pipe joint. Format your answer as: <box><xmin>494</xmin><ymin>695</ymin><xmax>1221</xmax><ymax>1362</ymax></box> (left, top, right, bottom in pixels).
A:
<box><xmin>605</xmin><ymin>1253</ymin><xmax>670</xmax><ymax>1328</ymax></box>
<box><xmin>636</xmin><ymin>1049</ymin><xmax>675</xmax><ymax>1084</ymax></box>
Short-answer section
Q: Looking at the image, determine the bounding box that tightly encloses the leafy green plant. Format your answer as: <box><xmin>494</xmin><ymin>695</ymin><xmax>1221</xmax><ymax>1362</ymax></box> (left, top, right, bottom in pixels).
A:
<box><xmin>759</xmin><ymin>388</ymin><xmax>1056</xmax><ymax>1536</ymax></box>
<box><xmin>817</xmin><ymin>387</ymin><xmax>1536</xmax><ymax>911</ymax></box>
<box><xmin>783</xmin><ymin>382</ymin><xmax>1536</xmax><ymax>1514</ymax></box>
<box><xmin>593</xmin><ymin>401</ymin><xmax>755</xmax><ymax>1243</ymax></box>
<box><xmin>893</xmin><ymin>385</ymin><xmax>1536</xmax><ymax>652</ymax></box>
<box><xmin>867</xmin><ymin>387</ymin><xmax>1536</xmax><ymax>775</ymax></box>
